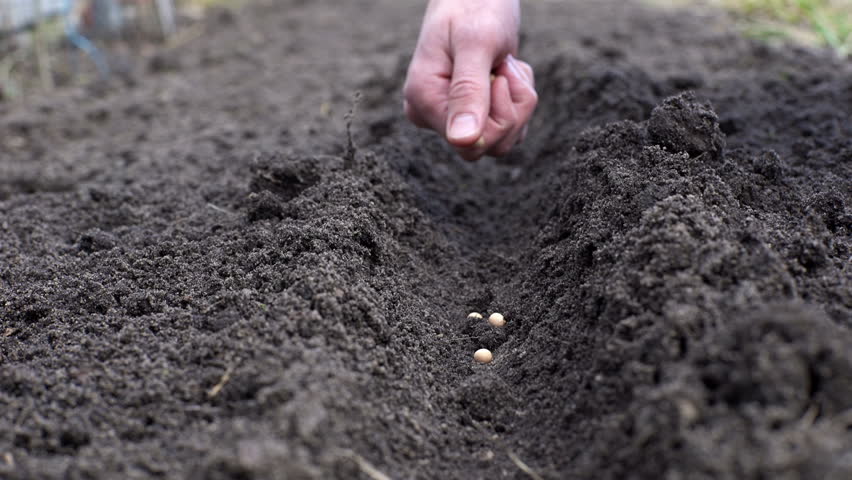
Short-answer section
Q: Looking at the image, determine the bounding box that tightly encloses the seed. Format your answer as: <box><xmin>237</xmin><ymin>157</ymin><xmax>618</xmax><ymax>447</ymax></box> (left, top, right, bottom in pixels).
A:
<box><xmin>467</xmin><ymin>312</ymin><xmax>483</xmax><ymax>320</ymax></box>
<box><xmin>474</xmin><ymin>348</ymin><xmax>493</xmax><ymax>364</ymax></box>
<box><xmin>488</xmin><ymin>312</ymin><xmax>505</xmax><ymax>328</ymax></box>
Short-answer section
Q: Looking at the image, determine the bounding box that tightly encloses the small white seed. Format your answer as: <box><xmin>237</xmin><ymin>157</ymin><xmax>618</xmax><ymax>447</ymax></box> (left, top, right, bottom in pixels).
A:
<box><xmin>488</xmin><ymin>312</ymin><xmax>505</xmax><ymax>328</ymax></box>
<box><xmin>474</xmin><ymin>348</ymin><xmax>493</xmax><ymax>364</ymax></box>
<box><xmin>467</xmin><ymin>312</ymin><xmax>483</xmax><ymax>320</ymax></box>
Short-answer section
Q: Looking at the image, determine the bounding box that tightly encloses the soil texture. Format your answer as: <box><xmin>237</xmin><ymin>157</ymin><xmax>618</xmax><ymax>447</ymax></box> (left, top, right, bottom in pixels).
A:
<box><xmin>1</xmin><ymin>0</ymin><xmax>850</xmax><ymax>478</ymax></box>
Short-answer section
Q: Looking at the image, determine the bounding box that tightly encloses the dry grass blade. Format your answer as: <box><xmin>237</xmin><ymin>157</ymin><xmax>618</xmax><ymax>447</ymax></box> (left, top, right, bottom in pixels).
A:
<box><xmin>336</xmin><ymin>450</ymin><xmax>392</xmax><ymax>480</ymax></box>
<box><xmin>508</xmin><ymin>451</ymin><xmax>544</xmax><ymax>480</ymax></box>
<box><xmin>206</xmin><ymin>366</ymin><xmax>233</xmax><ymax>398</ymax></box>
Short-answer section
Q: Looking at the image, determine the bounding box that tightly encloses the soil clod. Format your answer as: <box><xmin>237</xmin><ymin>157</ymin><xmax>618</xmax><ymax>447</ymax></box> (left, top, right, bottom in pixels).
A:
<box><xmin>648</xmin><ymin>91</ymin><xmax>726</xmax><ymax>159</ymax></box>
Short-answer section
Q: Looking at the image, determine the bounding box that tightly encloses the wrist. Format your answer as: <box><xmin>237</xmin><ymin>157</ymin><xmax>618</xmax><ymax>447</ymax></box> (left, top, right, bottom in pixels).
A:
<box><xmin>426</xmin><ymin>0</ymin><xmax>520</xmax><ymax>22</ymax></box>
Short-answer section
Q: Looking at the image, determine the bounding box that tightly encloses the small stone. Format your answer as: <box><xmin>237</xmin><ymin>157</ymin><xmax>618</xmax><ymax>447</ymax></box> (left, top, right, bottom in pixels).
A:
<box><xmin>676</xmin><ymin>398</ymin><xmax>700</xmax><ymax>426</ymax></box>
<box><xmin>467</xmin><ymin>312</ymin><xmax>483</xmax><ymax>320</ymax></box>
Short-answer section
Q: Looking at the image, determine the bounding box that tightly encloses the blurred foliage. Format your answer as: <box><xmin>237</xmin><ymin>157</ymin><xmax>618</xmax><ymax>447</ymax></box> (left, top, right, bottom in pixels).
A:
<box><xmin>0</xmin><ymin>0</ymin><xmax>245</xmax><ymax>101</ymax></box>
<box><xmin>720</xmin><ymin>0</ymin><xmax>852</xmax><ymax>55</ymax></box>
<box><xmin>180</xmin><ymin>0</ymin><xmax>243</xmax><ymax>8</ymax></box>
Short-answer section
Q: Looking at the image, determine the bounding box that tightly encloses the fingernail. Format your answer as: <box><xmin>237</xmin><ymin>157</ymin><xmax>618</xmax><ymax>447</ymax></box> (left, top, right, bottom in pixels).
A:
<box><xmin>506</xmin><ymin>54</ymin><xmax>523</xmax><ymax>80</ymax></box>
<box><xmin>449</xmin><ymin>113</ymin><xmax>478</xmax><ymax>140</ymax></box>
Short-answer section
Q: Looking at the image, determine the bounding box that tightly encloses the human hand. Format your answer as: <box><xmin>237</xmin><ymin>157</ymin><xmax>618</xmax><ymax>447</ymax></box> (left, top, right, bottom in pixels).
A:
<box><xmin>403</xmin><ymin>0</ymin><xmax>537</xmax><ymax>161</ymax></box>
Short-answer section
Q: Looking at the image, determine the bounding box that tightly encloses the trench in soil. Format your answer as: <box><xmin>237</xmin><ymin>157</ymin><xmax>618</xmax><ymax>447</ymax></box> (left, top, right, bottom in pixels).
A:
<box><xmin>1</xmin><ymin>0</ymin><xmax>851</xmax><ymax>479</ymax></box>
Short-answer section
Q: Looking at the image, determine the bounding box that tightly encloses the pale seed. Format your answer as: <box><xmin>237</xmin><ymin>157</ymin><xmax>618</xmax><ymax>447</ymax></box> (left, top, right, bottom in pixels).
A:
<box><xmin>474</xmin><ymin>348</ymin><xmax>493</xmax><ymax>364</ymax></box>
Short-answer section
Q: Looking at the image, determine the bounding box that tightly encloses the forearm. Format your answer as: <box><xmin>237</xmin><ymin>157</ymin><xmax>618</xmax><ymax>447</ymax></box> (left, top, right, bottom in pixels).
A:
<box><xmin>424</xmin><ymin>0</ymin><xmax>521</xmax><ymax>36</ymax></box>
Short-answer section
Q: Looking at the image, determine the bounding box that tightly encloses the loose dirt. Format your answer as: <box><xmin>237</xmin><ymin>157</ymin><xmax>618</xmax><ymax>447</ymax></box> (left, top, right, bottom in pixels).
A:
<box><xmin>1</xmin><ymin>0</ymin><xmax>850</xmax><ymax>479</ymax></box>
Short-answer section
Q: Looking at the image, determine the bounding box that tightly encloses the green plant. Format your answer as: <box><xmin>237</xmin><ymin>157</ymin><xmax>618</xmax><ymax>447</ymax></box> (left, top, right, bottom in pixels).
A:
<box><xmin>723</xmin><ymin>0</ymin><xmax>852</xmax><ymax>55</ymax></box>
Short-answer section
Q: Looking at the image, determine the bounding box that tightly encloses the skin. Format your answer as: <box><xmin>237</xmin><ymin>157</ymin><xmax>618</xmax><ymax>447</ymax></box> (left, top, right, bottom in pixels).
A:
<box><xmin>404</xmin><ymin>0</ymin><xmax>538</xmax><ymax>161</ymax></box>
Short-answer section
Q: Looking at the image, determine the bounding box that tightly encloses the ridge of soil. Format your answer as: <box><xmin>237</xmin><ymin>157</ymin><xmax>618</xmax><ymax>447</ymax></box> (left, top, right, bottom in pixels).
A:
<box><xmin>1</xmin><ymin>0</ymin><xmax>850</xmax><ymax>478</ymax></box>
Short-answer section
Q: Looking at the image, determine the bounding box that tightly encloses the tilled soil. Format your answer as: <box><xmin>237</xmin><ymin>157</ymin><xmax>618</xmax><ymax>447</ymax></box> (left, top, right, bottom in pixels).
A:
<box><xmin>1</xmin><ymin>0</ymin><xmax>851</xmax><ymax>479</ymax></box>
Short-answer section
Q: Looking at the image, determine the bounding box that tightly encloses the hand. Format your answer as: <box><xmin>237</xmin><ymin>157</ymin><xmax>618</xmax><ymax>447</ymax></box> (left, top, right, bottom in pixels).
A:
<box><xmin>403</xmin><ymin>0</ymin><xmax>538</xmax><ymax>161</ymax></box>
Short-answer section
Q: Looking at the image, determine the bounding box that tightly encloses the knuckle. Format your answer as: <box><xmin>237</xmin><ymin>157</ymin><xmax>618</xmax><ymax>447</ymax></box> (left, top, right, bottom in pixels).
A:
<box><xmin>403</xmin><ymin>87</ymin><xmax>434</xmax><ymax>118</ymax></box>
<box><xmin>402</xmin><ymin>81</ymin><xmax>423</xmax><ymax>104</ymax></box>
<box><xmin>494</xmin><ymin>117</ymin><xmax>516</xmax><ymax>136</ymax></box>
<box><xmin>424</xmin><ymin>105</ymin><xmax>444</xmax><ymax>126</ymax></box>
<box><xmin>524</xmin><ymin>89</ymin><xmax>539</xmax><ymax>112</ymax></box>
<box><xmin>448</xmin><ymin>77</ymin><xmax>486</xmax><ymax>103</ymax></box>
<box><xmin>404</xmin><ymin>103</ymin><xmax>420</xmax><ymax>125</ymax></box>
<box><xmin>402</xmin><ymin>84</ymin><xmax>444</xmax><ymax>129</ymax></box>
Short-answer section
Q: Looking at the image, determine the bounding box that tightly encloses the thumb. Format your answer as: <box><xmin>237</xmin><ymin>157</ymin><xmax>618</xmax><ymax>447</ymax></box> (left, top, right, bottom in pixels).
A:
<box><xmin>446</xmin><ymin>47</ymin><xmax>496</xmax><ymax>147</ymax></box>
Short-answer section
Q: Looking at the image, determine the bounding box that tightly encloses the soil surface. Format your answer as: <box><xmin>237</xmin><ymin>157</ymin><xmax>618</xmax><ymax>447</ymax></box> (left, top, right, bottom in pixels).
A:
<box><xmin>1</xmin><ymin>0</ymin><xmax>851</xmax><ymax>478</ymax></box>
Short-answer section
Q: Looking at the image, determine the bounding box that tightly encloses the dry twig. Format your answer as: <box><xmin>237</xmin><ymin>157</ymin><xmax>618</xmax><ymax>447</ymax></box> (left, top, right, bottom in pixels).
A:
<box><xmin>336</xmin><ymin>450</ymin><xmax>391</xmax><ymax>480</ymax></box>
<box><xmin>508</xmin><ymin>451</ymin><xmax>544</xmax><ymax>480</ymax></box>
<box><xmin>207</xmin><ymin>366</ymin><xmax>233</xmax><ymax>398</ymax></box>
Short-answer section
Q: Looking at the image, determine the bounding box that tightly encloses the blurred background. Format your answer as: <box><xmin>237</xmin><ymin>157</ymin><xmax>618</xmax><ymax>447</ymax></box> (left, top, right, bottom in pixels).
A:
<box><xmin>0</xmin><ymin>0</ymin><xmax>237</xmax><ymax>100</ymax></box>
<box><xmin>0</xmin><ymin>0</ymin><xmax>850</xmax><ymax>102</ymax></box>
<box><xmin>656</xmin><ymin>0</ymin><xmax>852</xmax><ymax>54</ymax></box>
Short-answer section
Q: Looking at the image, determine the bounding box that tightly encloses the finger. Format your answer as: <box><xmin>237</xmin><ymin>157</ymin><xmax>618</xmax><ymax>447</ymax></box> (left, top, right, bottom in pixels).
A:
<box><xmin>459</xmin><ymin>75</ymin><xmax>517</xmax><ymax>159</ymax></box>
<box><xmin>487</xmin><ymin>79</ymin><xmax>523</xmax><ymax>157</ymax></box>
<box><xmin>502</xmin><ymin>58</ymin><xmax>534</xmax><ymax>149</ymax></box>
<box><xmin>495</xmin><ymin>56</ymin><xmax>537</xmax><ymax>150</ymax></box>
<box><xmin>487</xmin><ymin>72</ymin><xmax>518</xmax><ymax>136</ymax></box>
<box><xmin>445</xmin><ymin>45</ymin><xmax>497</xmax><ymax>147</ymax></box>
<box><xmin>403</xmin><ymin>100</ymin><xmax>429</xmax><ymax>129</ymax></box>
<box><xmin>502</xmin><ymin>55</ymin><xmax>538</xmax><ymax>111</ymax></box>
<box><xmin>522</xmin><ymin>63</ymin><xmax>534</xmax><ymax>88</ymax></box>
<box><xmin>403</xmin><ymin>69</ymin><xmax>450</xmax><ymax>134</ymax></box>
<box><xmin>515</xmin><ymin>58</ymin><xmax>535</xmax><ymax>89</ymax></box>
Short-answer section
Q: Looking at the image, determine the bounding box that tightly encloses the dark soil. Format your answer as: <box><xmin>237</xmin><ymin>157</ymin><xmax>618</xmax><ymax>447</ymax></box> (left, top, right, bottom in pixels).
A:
<box><xmin>1</xmin><ymin>0</ymin><xmax>850</xmax><ymax>478</ymax></box>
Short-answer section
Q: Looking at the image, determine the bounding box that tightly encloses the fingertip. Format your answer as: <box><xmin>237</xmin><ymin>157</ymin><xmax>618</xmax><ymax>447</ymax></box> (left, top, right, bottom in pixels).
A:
<box><xmin>489</xmin><ymin>74</ymin><xmax>515</xmax><ymax>122</ymax></box>
<box><xmin>519</xmin><ymin>61</ymin><xmax>535</xmax><ymax>88</ymax></box>
<box><xmin>493</xmin><ymin>75</ymin><xmax>511</xmax><ymax>102</ymax></box>
<box><xmin>499</xmin><ymin>61</ymin><xmax>538</xmax><ymax>113</ymax></box>
<box><xmin>446</xmin><ymin>112</ymin><xmax>483</xmax><ymax>146</ymax></box>
<box><xmin>454</xmin><ymin>135</ymin><xmax>488</xmax><ymax>161</ymax></box>
<box><xmin>506</xmin><ymin>55</ymin><xmax>534</xmax><ymax>87</ymax></box>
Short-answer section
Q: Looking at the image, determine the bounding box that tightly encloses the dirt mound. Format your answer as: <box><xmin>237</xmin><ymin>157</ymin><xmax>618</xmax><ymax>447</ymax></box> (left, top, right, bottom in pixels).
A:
<box><xmin>1</xmin><ymin>0</ymin><xmax>850</xmax><ymax>479</ymax></box>
<box><xmin>501</xmin><ymin>85</ymin><xmax>851</xmax><ymax>477</ymax></box>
